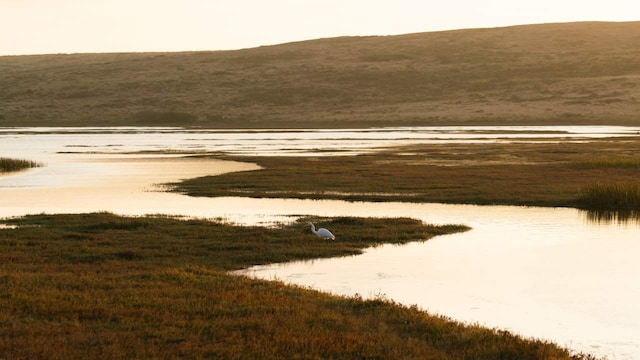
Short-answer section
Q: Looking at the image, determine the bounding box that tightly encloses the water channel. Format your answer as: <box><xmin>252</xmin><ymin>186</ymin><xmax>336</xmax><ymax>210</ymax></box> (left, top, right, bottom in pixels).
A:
<box><xmin>1</xmin><ymin>126</ymin><xmax>639</xmax><ymax>359</ymax></box>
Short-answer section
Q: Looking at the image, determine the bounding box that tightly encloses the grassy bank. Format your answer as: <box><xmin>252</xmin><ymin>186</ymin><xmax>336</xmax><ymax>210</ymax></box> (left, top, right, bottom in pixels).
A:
<box><xmin>0</xmin><ymin>213</ymin><xmax>592</xmax><ymax>359</ymax></box>
<box><xmin>0</xmin><ymin>157</ymin><xmax>41</xmax><ymax>173</ymax></box>
<box><xmin>2</xmin><ymin>22</ymin><xmax>640</xmax><ymax>128</ymax></box>
<box><xmin>171</xmin><ymin>139</ymin><xmax>640</xmax><ymax>211</ymax></box>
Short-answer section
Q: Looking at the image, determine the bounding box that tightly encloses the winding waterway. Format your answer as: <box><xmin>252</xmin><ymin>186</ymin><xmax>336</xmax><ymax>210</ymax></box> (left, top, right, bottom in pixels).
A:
<box><xmin>1</xmin><ymin>126</ymin><xmax>640</xmax><ymax>359</ymax></box>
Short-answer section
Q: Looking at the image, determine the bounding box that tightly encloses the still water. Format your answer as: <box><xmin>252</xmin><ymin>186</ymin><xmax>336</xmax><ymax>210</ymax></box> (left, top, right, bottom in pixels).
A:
<box><xmin>1</xmin><ymin>126</ymin><xmax>640</xmax><ymax>359</ymax></box>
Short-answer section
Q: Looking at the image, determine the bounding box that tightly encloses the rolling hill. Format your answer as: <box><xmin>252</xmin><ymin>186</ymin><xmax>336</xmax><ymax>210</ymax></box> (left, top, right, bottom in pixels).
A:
<box><xmin>2</xmin><ymin>21</ymin><xmax>640</xmax><ymax>128</ymax></box>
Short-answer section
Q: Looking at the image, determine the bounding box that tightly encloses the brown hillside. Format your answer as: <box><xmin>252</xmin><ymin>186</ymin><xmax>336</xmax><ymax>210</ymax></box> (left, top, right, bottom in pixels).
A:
<box><xmin>1</xmin><ymin>21</ymin><xmax>640</xmax><ymax>127</ymax></box>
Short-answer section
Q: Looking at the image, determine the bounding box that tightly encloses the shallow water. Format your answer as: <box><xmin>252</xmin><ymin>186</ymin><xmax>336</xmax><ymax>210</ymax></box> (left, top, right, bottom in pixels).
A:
<box><xmin>240</xmin><ymin>203</ymin><xmax>640</xmax><ymax>359</ymax></box>
<box><xmin>1</xmin><ymin>126</ymin><xmax>640</xmax><ymax>359</ymax></box>
<box><xmin>2</xmin><ymin>125</ymin><xmax>639</xmax><ymax>157</ymax></box>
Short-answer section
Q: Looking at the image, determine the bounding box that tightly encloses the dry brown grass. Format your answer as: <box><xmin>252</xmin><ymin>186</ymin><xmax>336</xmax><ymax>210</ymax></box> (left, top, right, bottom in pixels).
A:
<box><xmin>2</xmin><ymin>22</ymin><xmax>640</xmax><ymax>127</ymax></box>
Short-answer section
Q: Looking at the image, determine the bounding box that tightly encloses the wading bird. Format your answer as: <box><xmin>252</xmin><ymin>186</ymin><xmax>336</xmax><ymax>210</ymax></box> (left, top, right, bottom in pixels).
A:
<box><xmin>308</xmin><ymin>222</ymin><xmax>335</xmax><ymax>240</ymax></box>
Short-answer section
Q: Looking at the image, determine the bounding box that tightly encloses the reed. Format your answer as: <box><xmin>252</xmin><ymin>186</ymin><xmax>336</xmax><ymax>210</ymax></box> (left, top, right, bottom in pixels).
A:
<box><xmin>0</xmin><ymin>157</ymin><xmax>41</xmax><ymax>173</ymax></box>
<box><xmin>577</xmin><ymin>182</ymin><xmax>640</xmax><ymax>210</ymax></box>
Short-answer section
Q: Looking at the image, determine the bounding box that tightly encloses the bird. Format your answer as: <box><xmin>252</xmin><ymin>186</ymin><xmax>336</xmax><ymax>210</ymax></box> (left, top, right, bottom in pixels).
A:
<box><xmin>308</xmin><ymin>222</ymin><xmax>335</xmax><ymax>240</ymax></box>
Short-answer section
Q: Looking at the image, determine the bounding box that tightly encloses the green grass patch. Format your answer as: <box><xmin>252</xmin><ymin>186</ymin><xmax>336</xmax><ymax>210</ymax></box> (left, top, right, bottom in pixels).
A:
<box><xmin>0</xmin><ymin>157</ymin><xmax>41</xmax><ymax>173</ymax></box>
<box><xmin>0</xmin><ymin>213</ymin><xmax>592</xmax><ymax>359</ymax></box>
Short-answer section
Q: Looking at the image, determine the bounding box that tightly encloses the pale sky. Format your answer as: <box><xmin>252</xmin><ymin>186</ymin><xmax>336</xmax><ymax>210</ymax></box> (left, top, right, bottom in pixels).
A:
<box><xmin>1</xmin><ymin>0</ymin><xmax>639</xmax><ymax>56</ymax></box>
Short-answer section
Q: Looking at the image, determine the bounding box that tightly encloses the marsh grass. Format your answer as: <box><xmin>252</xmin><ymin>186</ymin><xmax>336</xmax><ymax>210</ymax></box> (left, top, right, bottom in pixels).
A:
<box><xmin>0</xmin><ymin>157</ymin><xmax>41</xmax><ymax>173</ymax></box>
<box><xmin>572</xmin><ymin>157</ymin><xmax>640</xmax><ymax>212</ymax></box>
<box><xmin>577</xmin><ymin>182</ymin><xmax>640</xmax><ymax>210</ymax></box>
<box><xmin>172</xmin><ymin>141</ymin><xmax>640</xmax><ymax>209</ymax></box>
<box><xmin>572</xmin><ymin>156</ymin><xmax>640</xmax><ymax>169</ymax></box>
<box><xmin>0</xmin><ymin>213</ymin><xmax>591</xmax><ymax>359</ymax></box>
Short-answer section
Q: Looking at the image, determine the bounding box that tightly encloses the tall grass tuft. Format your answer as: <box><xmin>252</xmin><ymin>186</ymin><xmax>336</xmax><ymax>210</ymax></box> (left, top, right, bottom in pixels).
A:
<box><xmin>0</xmin><ymin>157</ymin><xmax>41</xmax><ymax>173</ymax></box>
<box><xmin>577</xmin><ymin>182</ymin><xmax>640</xmax><ymax>210</ymax></box>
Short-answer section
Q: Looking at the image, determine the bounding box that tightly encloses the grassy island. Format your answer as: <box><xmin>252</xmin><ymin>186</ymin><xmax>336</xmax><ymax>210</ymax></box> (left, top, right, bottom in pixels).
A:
<box><xmin>0</xmin><ymin>213</ymin><xmax>593</xmax><ymax>359</ymax></box>
<box><xmin>0</xmin><ymin>157</ymin><xmax>41</xmax><ymax>173</ymax></box>
<box><xmin>172</xmin><ymin>139</ymin><xmax>640</xmax><ymax>215</ymax></box>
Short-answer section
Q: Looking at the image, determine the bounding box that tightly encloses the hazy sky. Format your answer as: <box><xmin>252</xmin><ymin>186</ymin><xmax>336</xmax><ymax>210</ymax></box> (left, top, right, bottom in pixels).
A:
<box><xmin>1</xmin><ymin>0</ymin><xmax>639</xmax><ymax>56</ymax></box>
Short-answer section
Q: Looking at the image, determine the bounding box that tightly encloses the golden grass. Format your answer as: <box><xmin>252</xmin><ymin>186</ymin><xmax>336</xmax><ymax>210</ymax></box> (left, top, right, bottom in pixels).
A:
<box><xmin>2</xmin><ymin>22</ymin><xmax>640</xmax><ymax>127</ymax></box>
<box><xmin>0</xmin><ymin>213</ymin><xmax>593</xmax><ymax>359</ymax></box>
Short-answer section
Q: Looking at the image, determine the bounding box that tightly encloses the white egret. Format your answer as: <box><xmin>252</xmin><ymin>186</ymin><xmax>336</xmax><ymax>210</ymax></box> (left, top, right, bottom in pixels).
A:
<box><xmin>307</xmin><ymin>222</ymin><xmax>335</xmax><ymax>240</ymax></box>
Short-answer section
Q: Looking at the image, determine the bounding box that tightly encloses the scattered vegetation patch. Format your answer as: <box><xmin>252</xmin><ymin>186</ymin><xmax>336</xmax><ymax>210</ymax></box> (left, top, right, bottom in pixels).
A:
<box><xmin>0</xmin><ymin>157</ymin><xmax>41</xmax><ymax>173</ymax></box>
<box><xmin>0</xmin><ymin>213</ymin><xmax>592</xmax><ymax>359</ymax></box>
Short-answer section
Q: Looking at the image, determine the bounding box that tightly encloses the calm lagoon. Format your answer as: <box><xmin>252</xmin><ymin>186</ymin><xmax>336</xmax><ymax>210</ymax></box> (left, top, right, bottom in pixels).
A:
<box><xmin>1</xmin><ymin>126</ymin><xmax>640</xmax><ymax>359</ymax></box>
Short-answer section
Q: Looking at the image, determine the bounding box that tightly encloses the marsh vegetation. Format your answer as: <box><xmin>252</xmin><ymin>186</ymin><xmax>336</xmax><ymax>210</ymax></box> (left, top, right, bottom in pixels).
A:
<box><xmin>2</xmin><ymin>20</ymin><xmax>638</xmax><ymax>358</ymax></box>
<box><xmin>577</xmin><ymin>182</ymin><xmax>640</xmax><ymax>211</ymax></box>
<box><xmin>0</xmin><ymin>157</ymin><xmax>41</xmax><ymax>173</ymax></box>
<box><xmin>0</xmin><ymin>213</ymin><xmax>591</xmax><ymax>359</ymax></box>
<box><xmin>172</xmin><ymin>139</ymin><xmax>640</xmax><ymax>214</ymax></box>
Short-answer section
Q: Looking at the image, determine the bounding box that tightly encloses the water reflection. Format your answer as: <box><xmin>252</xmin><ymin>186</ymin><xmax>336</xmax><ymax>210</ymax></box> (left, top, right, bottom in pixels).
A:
<box><xmin>241</xmin><ymin>204</ymin><xmax>640</xmax><ymax>359</ymax></box>
<box><xmin>582</xmin><ymin>209</ymin><xmax>640</xmax><ymax>225</ymax></box>
<box><xmin>2</xmin><ymin>125</ymin><xmax>640</xmax><ymax>158</ymax></box>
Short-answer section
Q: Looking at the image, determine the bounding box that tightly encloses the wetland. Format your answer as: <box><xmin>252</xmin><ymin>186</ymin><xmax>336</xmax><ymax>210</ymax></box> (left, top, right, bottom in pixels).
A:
<box><xmin>5</xmin><ymin>22</ymin><xmax>640</xmax><ymax>359</ymax></box>
<box><xmin>2</xmin><ymin>126</ymin><xmax>640</xmax><ymax>359</ymax></box>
